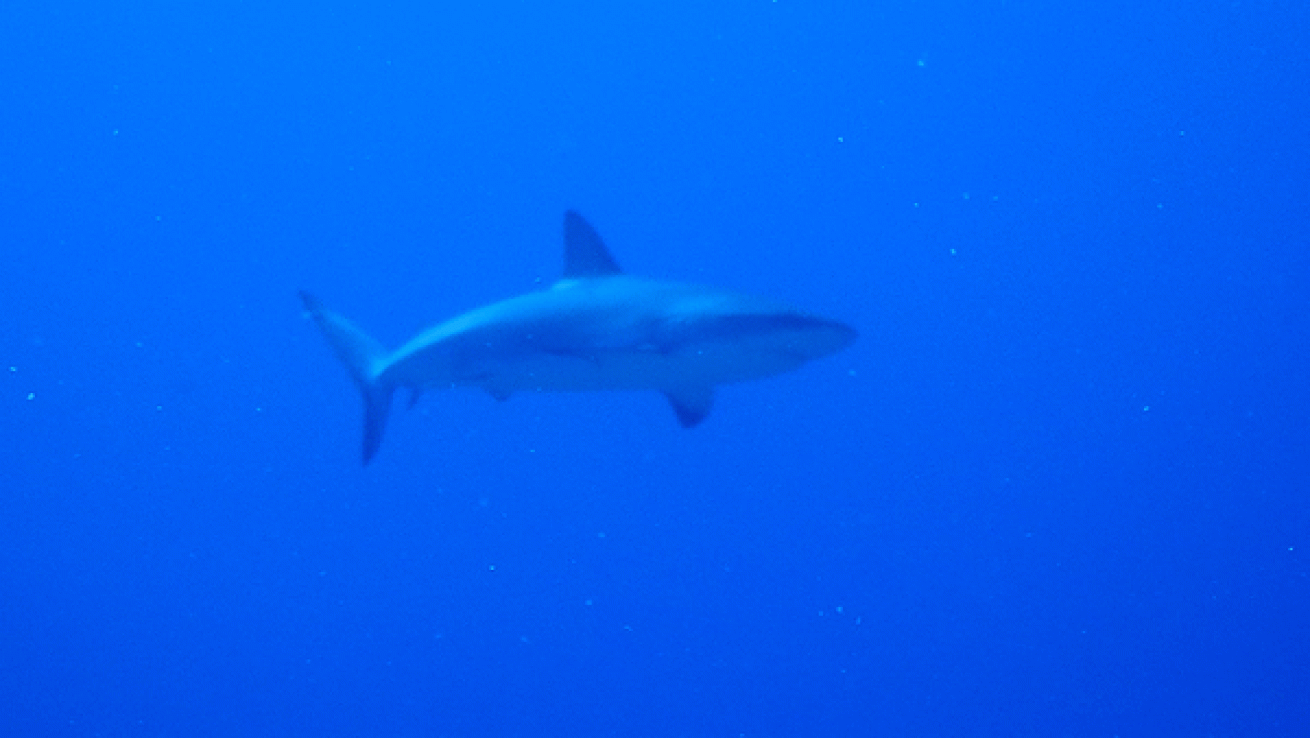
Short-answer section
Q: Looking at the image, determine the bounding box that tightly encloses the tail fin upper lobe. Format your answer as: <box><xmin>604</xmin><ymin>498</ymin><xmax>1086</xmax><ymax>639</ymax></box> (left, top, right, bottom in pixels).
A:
<box><xmin>299</xmin><ymin>291</ymin><xmax>395</xmax><ymax>465</ymax></box>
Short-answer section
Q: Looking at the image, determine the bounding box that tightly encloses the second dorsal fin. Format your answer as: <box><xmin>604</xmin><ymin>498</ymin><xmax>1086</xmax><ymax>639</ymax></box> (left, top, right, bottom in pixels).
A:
<box><xmin>563</xmin><ymin>210</ymin><xmax>622</xmax><ymax>279</ymax></box>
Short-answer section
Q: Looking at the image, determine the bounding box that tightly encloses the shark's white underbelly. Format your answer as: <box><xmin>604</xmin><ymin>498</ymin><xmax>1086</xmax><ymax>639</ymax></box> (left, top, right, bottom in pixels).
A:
<box><xmin>436</xmin><ymin>344</ymin><xmax>807</xmax><ymax>395</ymax></box>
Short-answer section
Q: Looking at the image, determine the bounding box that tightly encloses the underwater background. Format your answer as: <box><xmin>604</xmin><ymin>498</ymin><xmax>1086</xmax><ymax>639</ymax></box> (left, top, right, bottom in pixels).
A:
<box><xmin>2</xmin><ymin>1</ymin><xmax>1307</xmax><ymax>735</ymax></box>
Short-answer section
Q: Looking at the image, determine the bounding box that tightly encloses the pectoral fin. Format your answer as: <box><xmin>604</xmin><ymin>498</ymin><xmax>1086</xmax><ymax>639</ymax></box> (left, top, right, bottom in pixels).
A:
<box><xmin>664</xmin><ymin>386</ymin><xmax>714</xmax><ymax>428</ymax></box>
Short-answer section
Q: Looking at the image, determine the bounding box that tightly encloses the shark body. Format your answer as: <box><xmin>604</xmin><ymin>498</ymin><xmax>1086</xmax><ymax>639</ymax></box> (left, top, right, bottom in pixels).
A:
<box><xmin>302</xmin><ymin>211</ymin><xmax>856</xmax><ymax>464</ymax></box>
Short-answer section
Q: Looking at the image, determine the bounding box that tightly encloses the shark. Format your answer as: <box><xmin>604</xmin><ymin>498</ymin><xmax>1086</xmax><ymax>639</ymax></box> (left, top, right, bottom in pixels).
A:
<box><xmin>301</xmin><ymin>211</ymin><xmax>857</xmax><ymax>464</ymax></box>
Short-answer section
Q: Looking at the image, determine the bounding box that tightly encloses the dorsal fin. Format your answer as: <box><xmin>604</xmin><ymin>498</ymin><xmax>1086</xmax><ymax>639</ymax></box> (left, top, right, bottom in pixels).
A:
<box><xmin>563</xmin><ymin>210</ymin><xmax>621</xmax><ymax>278</ymax></box>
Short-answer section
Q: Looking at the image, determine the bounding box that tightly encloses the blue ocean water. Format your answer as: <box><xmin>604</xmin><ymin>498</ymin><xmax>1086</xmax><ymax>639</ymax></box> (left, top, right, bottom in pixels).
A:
<box><xmin>2</xmin><ymin>1</ymin><xmax>1307</xmax><ymax>735</ymax></box>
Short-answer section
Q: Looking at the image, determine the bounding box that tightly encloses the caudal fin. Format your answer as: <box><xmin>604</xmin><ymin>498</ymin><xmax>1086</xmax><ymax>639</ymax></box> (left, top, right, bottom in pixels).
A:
<box><xmin>299</xmin><ymin>291</ymin><xmax>395</xmax><ymax>465</ymax></box>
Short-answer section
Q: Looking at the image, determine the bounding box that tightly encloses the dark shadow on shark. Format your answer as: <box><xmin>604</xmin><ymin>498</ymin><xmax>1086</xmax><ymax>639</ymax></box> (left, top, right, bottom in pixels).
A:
<box><xmin>301</xmin><ymin>211</ymin><xmax>857</xmax><ymax>464</ymax></box>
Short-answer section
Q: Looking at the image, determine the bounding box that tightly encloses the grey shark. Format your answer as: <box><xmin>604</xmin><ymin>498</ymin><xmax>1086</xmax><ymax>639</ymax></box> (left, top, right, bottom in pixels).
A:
<box><xmin>301</xmin><ymin>211</ymin><xmax>856</xmax><ymax>464</ymax></box>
